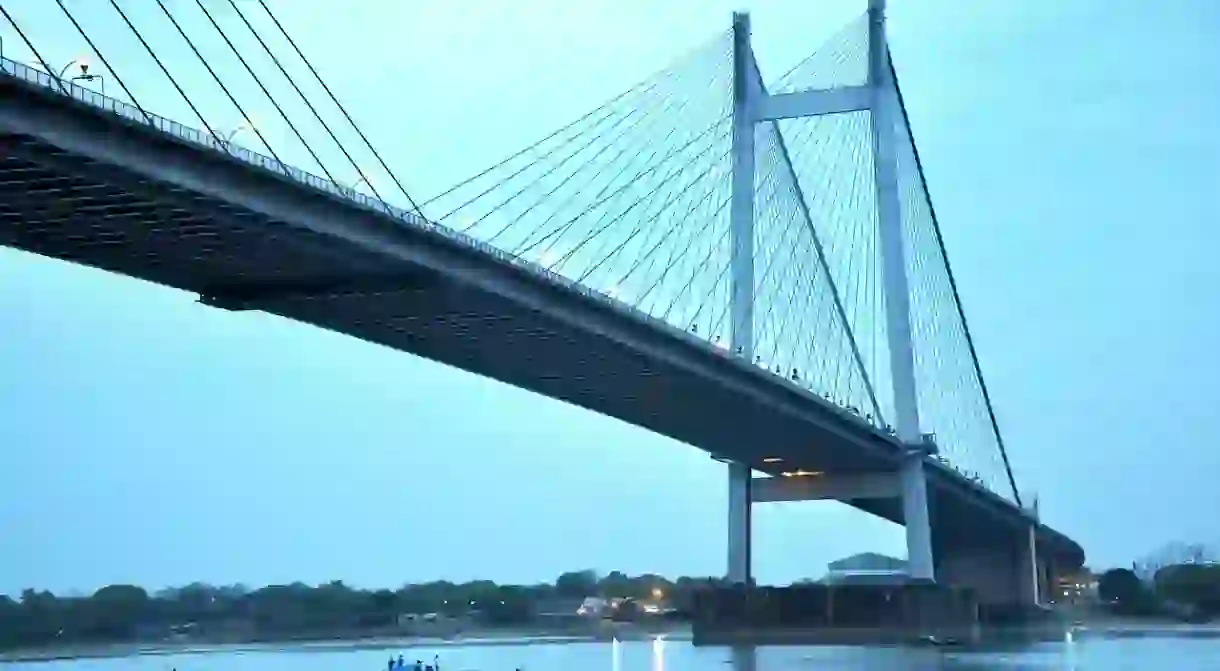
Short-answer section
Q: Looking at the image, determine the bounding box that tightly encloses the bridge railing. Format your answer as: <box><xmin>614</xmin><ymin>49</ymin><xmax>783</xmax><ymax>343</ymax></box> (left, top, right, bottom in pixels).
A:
<box><xmin>0</xmin><ymin>58</ymin><xmax>419</xmax><ymax>224</ymax></box>
<box><xmin>0</xmin><ymin>59</ymin><xmax>524</xmax><ymax>274</ymax></box>
<box><xmin>0</xmin><ymin>55</ymin><xmax>899</xmax><ymax>450</ymax></box>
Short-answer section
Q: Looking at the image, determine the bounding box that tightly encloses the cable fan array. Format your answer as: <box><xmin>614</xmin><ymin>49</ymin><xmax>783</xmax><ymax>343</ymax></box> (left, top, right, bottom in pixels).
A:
<box><xmin>890</xmin><ymin>78</ymin><xmax>1018</xmax><ymax>502</ymax></box>
<box><xmin>0</xmin><ymin>1</ymin><xmax>1020</xmax><ymax>502</ymax></box>
<box><xmin>771</xmin><ymin>13</ymin><xmax>1019</xmax><ymax>502</ymax></box>
<box><xmin>420</xmin><ymin>28</ymin><xmax>881</xmax><ymax>423</ymax></box>
<box><xmin>0</xmin><ymin>0</ymin><xmax>422</xmax><ymax>215</ymax></box>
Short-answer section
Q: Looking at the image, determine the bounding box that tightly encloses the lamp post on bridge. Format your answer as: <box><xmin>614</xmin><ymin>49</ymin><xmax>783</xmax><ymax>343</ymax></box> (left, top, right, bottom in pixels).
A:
<box><xmin>217</xmin><ymin>118</ymin><xmax>259</xmax><ymax>154</ymax></box>
<box><xmin>70</xmin><ymin>65</ymin><xmax>105</xmax><ymax>96</ymax></box>
<box><xmin>57</xmin><ymin>57</ymin><xmax>87</xmax><ymax>80</ymax></box>
<box><xmin>222</xmin><ymin>118</ymin><xmax>255</xmax><ymax>144</ymax></box>
<box><xmin>25</xmin><ymin>56</ymin><xmax>85</xmax><ymax>80</ymax></box>
<box><xmin>37</xmin><ymin>56</ymin><xmax>106</xmax><ymax>95</ymax></box>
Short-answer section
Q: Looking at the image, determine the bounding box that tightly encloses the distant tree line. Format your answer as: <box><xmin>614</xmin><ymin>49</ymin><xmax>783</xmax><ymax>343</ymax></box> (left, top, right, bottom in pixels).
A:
<box><xmin>0</xmin><ymin>570</ymin><xmax>727</xmax><ymax>651</ymax></box>
<box><xmin>1097</xmin><ymin>562</ymin><xmax>1220</xmax><ymax>622</ymax></box>
<box><xmin>1132</xmin><ymin>542</ymin><xmax>1219</xmax><ymax>581</ymax></box>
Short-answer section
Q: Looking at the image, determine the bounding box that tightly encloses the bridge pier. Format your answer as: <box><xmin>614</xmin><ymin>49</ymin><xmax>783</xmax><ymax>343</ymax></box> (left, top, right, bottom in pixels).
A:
<box><xmin>1024</xmin><ymin>523</ymin><xmax>1041</xmax><ymax>605</ymax></box>
<box><xmin>899</xmin><ymin>453</ymin><xmax>934</xmax><ymax>582</ymax></box>
<box><xmin>725</xmin><ymin>11</ymin><xmax>758</xmax><ymax>587</ymax></box>
<box><xmin>727</xmin><ymin>462</ymin><xmax>753</xmax><ymax>584</ymax></box>
<box><xmin>750</xmin><ymin>462</ymin><xmax>935</xmax><ymax>586</ymax></box>
<box><xmin>723</xmin><ymin>0</ymin><xmax>938</xmax><ymax>586</ymax></box>
<box><xmin>867</xmin><ymin>0</ymin><xmax>936</xmax><ymax>584</ymax></box>
<box><xmin>755</xmin><ymin>471</ymin><xmax>1049</xmax><ymax>607</ymax></box>
<box><xmin>935</xmin><ymin>523</ymin><xmax>1048</xmax><ymax>608</ymax></box>
<box><xmin>751</xmin><ymin>462</ymin><xmax>934</xmax><ymax>583</ymax></box>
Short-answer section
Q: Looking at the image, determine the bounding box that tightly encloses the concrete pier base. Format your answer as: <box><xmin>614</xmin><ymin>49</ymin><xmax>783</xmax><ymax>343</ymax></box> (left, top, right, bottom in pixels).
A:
<box><xmin>692</xmin><ymin>583</ymin><xmax>980</xmax><ymax>646</ymax></box>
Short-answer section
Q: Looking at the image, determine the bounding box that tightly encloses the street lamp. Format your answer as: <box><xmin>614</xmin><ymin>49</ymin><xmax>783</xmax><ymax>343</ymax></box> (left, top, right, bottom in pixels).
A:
<box><xmin>223</xmin><ymin>118</ymin><xmax>254</xmax><ymax>143</ymax></box>
<box><xmin>345</xmin><ymin>171</ymin><xmax>379</xmax><ymax>198</ymax></box>
<box><xmin>70</xmin><ymin>66</ymin><xmax>104</xmax><ymax>95</ymax></box>
<box><xmin>28</xmin><ymin>56</ymin><xmax>103</xmax><ymax>95</ymax></box>
<box><xmin>57</xmin><ymin>57</ymin><xmax>88</xmax><ymax>80</ymax></box>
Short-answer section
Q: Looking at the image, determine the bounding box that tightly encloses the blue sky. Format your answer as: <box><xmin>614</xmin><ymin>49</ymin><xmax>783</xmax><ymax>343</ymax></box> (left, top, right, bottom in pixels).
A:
<box><xmin>1</xmin><ymin>0</ymin><xmax>1218</xmax><ymax>595</ymax></box>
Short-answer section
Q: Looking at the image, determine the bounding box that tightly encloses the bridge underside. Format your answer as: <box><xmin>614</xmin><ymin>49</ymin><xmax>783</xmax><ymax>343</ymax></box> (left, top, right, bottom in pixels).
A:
<box><xmin>0</xmin><ymin>74</ymin><xmax>1083</xmax><ymax>571</ymax></box>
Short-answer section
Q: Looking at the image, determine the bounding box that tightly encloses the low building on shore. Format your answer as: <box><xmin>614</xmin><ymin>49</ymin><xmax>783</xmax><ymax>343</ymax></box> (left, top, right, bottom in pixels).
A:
<box><xmin>821</xmin><ymin>553</ymin><xmax>909</xmax><ymax>585</ymax></box>
<box><xmin>533</xmin><ymin>597</ymin><xmax>587</xmax><ymax>619</ymax></box>
<box><xmin>577</xmin><ymin>596</ymin><xmax>612</xmax><ymax>617</ymax></box>
<box><xmin>1053</xmin><ymin>570</ymin><xmax>1099</xmax><ymax>605</ymax></box>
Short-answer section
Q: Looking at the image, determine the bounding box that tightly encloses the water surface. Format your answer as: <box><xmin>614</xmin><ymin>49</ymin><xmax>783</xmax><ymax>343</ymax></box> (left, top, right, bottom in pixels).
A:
<box><xmin>6</xmin><ymin>634</ymin><xmax>1220</xmax><ymax>671</ymax></box>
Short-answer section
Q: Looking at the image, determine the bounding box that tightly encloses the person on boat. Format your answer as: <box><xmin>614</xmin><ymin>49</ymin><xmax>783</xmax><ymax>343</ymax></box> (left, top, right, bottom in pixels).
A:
<box><xmin>413</xmin><ymin>660</ymin><xmax>423</xmax><ymax>671</ymax></box>
<box><xmin>387</xmin><ymin>657</ymin><xmax>395</xmax><ymax>671</ymax></box>
<box><xmin>397</xmin><ymin>655</ymin><xmax>405</xmax><ymax>669</ymax></box>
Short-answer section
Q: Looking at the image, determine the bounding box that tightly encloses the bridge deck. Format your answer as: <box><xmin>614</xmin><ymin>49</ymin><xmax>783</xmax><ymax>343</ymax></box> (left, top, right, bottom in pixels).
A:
<box><xmin>0</xmin><ymin>66</ymin><xmax>1083</xmax><ymax>569</ymax></box>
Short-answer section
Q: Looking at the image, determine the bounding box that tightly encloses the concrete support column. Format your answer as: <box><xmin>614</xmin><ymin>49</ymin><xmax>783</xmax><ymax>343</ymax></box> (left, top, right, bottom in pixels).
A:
<box><xmin>1016</xmin><ymin>523</ymin><xmax>1040</xmax><ymax>606</ymax></box>
<box><xmin>867</xmin><ymin>0</ymin><xmax>935</xmax><ymax>583</ymax></box>
<box><xmin>727</xmin><ymin>461</ymin><xmax>753</xmax><ymax>584</ymax></box>
<box><xmin>900</xmin><ymin>453</ymin><xmax>934</xmax><ymax>581</ymax></box>
<box><xmin>1042</xmin><ymin>555</ymin><xmax>1055</xmax><ymax>604</ymax></box>
<box><xmin>937</xmin><ymin>547</ymin><xmax>1023</xmax><ymax>606</ymax></box>
<box><xmin>726</xmin><ymin>11</ymin><xmax>757</xmax><ymax>587</ymax></box>
<box><xmin>729</xmin><ymin>645</ymin><xmax>757</xmax><ymax>671</ymax></box>
<box><xmin>728</xmin><ymin>10</ymin><xmax>756</xmax><ymax>360</ymax></box>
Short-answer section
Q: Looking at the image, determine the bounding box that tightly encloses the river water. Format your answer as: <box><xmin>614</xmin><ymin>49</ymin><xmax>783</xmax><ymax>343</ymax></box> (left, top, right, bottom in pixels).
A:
<box><xmin>5</xmin><ymin>634</ymin><xmax>1220</xmax><ymax>671</ymax></box>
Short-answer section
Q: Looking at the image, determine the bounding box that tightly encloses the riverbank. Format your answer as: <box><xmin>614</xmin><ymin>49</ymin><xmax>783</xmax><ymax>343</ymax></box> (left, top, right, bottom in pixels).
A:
<box><xmin>8</xmin><ymin>620</ymin><xmax>1220</xmax><ymax>664</ymax></box>
<box><xmin>1073</xmin><ymin>621</ymin><xmax>1220</xmax><ymax>638</ymax></box>
<box><xmin>0</xmin><ymin>624</ymin><xmax>692</xmax><ymax>664</ymax></box>
<box><xmin>6</xmin><ymin>633</ymin><xmax>1219</xmax><ymax>671</ymax></box>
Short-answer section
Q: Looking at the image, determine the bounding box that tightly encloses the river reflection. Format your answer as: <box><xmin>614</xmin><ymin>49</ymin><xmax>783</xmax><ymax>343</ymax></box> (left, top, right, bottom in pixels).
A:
<box><xmin>5</xmin><ymin>632</ymin><xmax>1220</xmax><ymax>671</ymax></box>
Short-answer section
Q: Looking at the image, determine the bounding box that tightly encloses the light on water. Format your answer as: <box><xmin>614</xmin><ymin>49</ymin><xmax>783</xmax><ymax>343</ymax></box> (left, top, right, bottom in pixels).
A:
<box><xmin>651</xmin><ymin>636</ymin><xmax>665</xmax><ymax>671</ymax></box>
<box><xmin>1063</xmin><ymin>627</ymin><xmax>1077</xmax><ymax>671</ymax></box>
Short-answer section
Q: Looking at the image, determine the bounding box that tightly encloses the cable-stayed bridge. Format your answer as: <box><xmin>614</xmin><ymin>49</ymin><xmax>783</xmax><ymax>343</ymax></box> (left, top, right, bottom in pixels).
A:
<box><xmin>0</xmin><ymin>0</ymin><xmax>1081</xmax><ymax>605</ymax></box>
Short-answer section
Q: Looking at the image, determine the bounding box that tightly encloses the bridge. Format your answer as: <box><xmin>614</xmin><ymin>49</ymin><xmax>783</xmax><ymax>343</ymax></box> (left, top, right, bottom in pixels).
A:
<box><xmin>0</xmin><ymin>0</ymin><xmax>1081</xmax><ymax>606</ymax></box>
